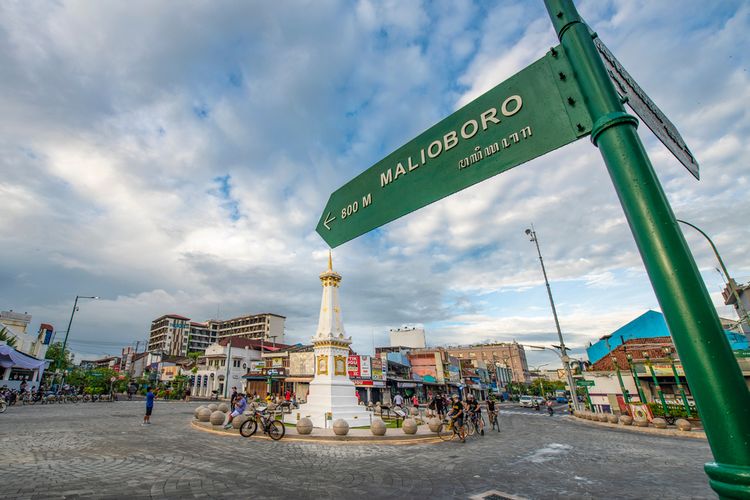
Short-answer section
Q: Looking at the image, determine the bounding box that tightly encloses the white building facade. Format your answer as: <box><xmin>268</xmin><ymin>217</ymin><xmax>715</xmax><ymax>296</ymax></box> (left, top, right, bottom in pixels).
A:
<box><xmin>193</xmin><ymin>340</ymin><xmax>262</xmax><ymax>399</ymax></box>
<box><xmin>389</xmin><ymin>326</ymin><xmax>426</xmax><ymax>349</ymax></box>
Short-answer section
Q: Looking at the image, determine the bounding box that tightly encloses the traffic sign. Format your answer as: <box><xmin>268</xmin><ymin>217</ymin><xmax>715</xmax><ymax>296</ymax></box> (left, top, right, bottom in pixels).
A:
<box><xmin>576</xmin><ymin>379</ymin><xmax>595</xmax><ymax>387</ymax></box>
<box><xmin>593</xmin><ymin>37</ymin><xmax>699</xmax><ymax>179</ymax></box>
<box><xmin>316</xmin><ymin>46</ymin><xmax>592</xmax><ymax>247</ymax></box>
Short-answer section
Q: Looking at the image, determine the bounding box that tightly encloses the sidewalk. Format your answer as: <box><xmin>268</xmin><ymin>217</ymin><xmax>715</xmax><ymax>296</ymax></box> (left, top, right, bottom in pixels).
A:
<box><xmin>566</xmin><ymin>415</ymin><xmax>707</xmax><ymax>440</ymax></box>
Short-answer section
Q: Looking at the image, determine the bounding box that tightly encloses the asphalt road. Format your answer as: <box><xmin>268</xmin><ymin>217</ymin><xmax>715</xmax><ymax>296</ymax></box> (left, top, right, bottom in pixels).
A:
<box><xmin>0</xmin><ymin>401</ymin><xmax>715</xmax><ymax>499</ymax></box>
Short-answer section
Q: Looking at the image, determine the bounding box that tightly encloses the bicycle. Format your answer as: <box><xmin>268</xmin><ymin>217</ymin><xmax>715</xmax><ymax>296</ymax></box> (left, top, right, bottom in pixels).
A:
<box><xmin>438</xmin><ymin>417</ymin><xmax>468</xmax><ymax>442</ymax></box>
<box><xmin>239</xmin><ymin>406</ymin><xmax>285</xmax><ymax>441</ymax></box>
<box><xmin>488</xmin><ymin>410</ymin><xmax>500</xmax><ymax>431</ymax></box>
<box><xmin>0</xmin><ymin>399</ymin><xmax>6</xmax><ymax>413</ymax></box>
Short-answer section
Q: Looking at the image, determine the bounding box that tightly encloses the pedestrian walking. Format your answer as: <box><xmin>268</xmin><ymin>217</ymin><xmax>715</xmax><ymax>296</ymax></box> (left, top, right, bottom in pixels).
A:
<box><xmin>184</xmin><ymin>386</ymin><xmax>190</xmax><ymax>402</ymax></box>
<box><xmin>142</xmin><ymin>387</ymin><xmax>155</xmax><ymax>425</ymax></box>
<box><xmin>393</xmin><ymin>393</ymin><xmax>404</xmax><ymax>408</ymax></box>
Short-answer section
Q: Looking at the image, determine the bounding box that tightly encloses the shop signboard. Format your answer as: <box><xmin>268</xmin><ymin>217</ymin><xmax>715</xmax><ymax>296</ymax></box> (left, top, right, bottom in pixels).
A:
<box><xmin>360</xmin><ymin>356</ymin><xmax>372</xmax><ymax>378</ymax></box>
<box><xmin>371</xmin><ymin>356</ymin><xmax>384</xmax><ymax>381</ymax></box>
<box><xmin>347</xmin><ymin>355</ymin><xmax>361</xmax><ymax>378</ymax></box>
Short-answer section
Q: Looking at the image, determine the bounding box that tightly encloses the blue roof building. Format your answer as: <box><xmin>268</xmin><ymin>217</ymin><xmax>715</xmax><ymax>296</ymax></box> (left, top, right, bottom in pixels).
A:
<box><xmin>586</xmin><ymin>310</ymin><xmax>748</xmax><ymax>364</ymax></box>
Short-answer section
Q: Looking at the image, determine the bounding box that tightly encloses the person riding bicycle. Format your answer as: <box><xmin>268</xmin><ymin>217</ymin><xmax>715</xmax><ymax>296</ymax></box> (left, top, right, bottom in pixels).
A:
<box><xmin>546</xmin><ymin>398</ymin><xmax>554</xmax><ymax>416</ymax></box>
<box><xmin>487</xmin><ymin>397</ymin><xmax>499</xmax><ymax>431</ymax></box>
<box><xmin>448</xmin><ymin>394</ymin><xmax>466</xmax><ymax>443</ymax></box>
<box><xmin>465</xmin><ymin>394</ymin><xmax>483</xmax><ymax>435</ymax></box>
<box><xmin>225</xmin><ymin>393</ymin><xmax>248</xmax><ymax>429</ymax></box>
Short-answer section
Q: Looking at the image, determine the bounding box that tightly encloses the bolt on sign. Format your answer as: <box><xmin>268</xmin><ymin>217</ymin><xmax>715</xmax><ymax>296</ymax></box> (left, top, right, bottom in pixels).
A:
<box><xmin>316</xmin><ymin>45</ymin><xmax>592</xmax><ymax>248</ymax></box>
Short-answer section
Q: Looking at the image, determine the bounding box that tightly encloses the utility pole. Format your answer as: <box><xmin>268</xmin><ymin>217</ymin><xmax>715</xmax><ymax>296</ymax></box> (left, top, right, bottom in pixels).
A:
<box><xmin>224</xmin><ymin>340</ymin><xmax>232</xmax><ymax>399</ymax></box>
<box><xmin>525</xmin><ymin>226</ymin><xmax>580</xmax><ymax>411</ymax></box>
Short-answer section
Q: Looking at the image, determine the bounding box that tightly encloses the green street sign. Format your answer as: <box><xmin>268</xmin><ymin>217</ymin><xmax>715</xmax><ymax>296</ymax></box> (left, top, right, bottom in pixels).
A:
<box><xmin>316</xmin><ymin>46</ymin><xmax>592</xmax><ymax>248</ymax></box>
<box><xmin>576</xmin><ymin>379</ymin><xmax>595</xmax><ymax>387</ymax></box>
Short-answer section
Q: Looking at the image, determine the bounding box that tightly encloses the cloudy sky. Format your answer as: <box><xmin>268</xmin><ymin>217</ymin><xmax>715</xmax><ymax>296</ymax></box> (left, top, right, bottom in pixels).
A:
<box><xmin>1</xmin><ymin>0</ymin><xmax>748</xmax><ymax>368</ymax></box>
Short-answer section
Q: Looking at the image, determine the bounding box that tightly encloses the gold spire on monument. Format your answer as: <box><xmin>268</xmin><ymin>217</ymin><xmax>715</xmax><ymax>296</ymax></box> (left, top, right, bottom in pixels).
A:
<box><xmin>319</xmin><ymin>250</ymin><xmax>342</xmax><ymax>287</ymax></box>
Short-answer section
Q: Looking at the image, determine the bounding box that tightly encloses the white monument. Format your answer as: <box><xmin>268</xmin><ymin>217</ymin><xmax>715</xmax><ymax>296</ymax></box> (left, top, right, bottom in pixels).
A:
<box><xmin>291</xmin><ymin>253</ymin><xmax>370</xmax><ymax>428</ymax></box>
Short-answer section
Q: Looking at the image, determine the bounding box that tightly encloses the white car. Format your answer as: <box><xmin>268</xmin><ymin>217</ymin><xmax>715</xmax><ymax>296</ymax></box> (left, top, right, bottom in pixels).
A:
<box><xmin>519</xmin><ymin>395</ymin><xmax>534</xmax><ymax>408</ymax></box>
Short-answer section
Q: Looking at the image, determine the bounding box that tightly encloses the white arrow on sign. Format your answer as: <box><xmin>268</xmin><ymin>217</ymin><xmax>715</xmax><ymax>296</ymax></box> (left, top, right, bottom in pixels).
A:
<box><xmin>323</xmin><ymin>212</ymin><xmax>336</xmax><ymax>230</ymax></box>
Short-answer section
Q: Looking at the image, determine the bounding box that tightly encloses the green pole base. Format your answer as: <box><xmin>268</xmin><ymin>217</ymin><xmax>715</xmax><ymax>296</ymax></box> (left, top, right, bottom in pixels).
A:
<box><xmin>705</xmin><ymin>462</ymin><xmax>750</xmax><ymax>499</ymax></box>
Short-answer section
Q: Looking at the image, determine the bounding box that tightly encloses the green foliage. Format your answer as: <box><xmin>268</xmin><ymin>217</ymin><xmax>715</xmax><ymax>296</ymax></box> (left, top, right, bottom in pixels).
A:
<box><xmin>529</xmin><ymin>378</ymin><xmax>565</xmax><ymax>396</ymax></box>
<box><xmin>647</xmin><ymin>402</ymin><xmax>697</xmax><ymax>419</ymax></box>
<box><xmin>0</xmin><ymin>327</ymin><xmax>18</xmax><ymax>348</ymax></box>
<box><xmin>45</xmin><ymin>341</ymin><xmax>73</xmax><ymax>369</ymax></box>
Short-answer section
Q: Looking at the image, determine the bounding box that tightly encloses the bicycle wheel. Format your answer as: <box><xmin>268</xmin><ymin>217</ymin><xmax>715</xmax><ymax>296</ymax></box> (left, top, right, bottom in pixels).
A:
<box><xmin>0</xmin><ymin>401</ymin><xmax>6</xmax><ymax>413</ymax></box>
<box><xmin>267</xmin><ymin>420</ymin><xmax>285</xmax><ymax>441</ymax></box>
<box><xmin>465</xmin><ymin>419</ymin><xmax>476</xmax><ymax>436</ymax></box>
<box><xmin>437</xmin><ymin>422</ymin><xmax>456</xmax><ymax>441</ymax></box>
<box><xmin>239</xmin><ymin>419</ymin><xmax>258</xmax><ymax>438</ymax></box>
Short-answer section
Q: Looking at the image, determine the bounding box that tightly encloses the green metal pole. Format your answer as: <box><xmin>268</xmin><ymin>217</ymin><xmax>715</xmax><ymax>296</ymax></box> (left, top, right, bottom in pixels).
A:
<box><xmin>612</xmin><ymin>357</ymin><xmax>630</xmax><ymax>404</ymax></box>
<box><xmin>545</xmin><ymin>2</ymin><xmax>750</xmax><ymax>497</ymax></box>
<box><xmin>643</xmin><ymin>353</ymin><xmax>669</xmax><ymax>416</ymax></box>
<box><xmin>665</xmin><ymin>348</ymin><xmax>693</xmax><ymax>418</ymax></box>
<box><xmin>583</xmin><ymin>386</ymin><xmax>592</xmax><ymax>411</ymax></box>
<box><xmin>626</xmin><ymin>353</ymin><xmax>647</xmax><ymax>403</ymax></box>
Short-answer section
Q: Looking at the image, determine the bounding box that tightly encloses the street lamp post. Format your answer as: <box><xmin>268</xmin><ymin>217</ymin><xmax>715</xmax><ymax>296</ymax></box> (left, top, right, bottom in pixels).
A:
<box><xmin>530</xmin><ymin>363</ymin><xmax>549</xmax><ymax>398</ymax></box>
<box><xmin>677</xmin><ymin>219</ymin><xmax>749</xmax><ymax>331</ymax></box>
<box><xmin>58</xmin><ymin>295</ymin><xmax>99</xmax><ymax>372</ymax></box>
<box><xmin>524</xmin><ymin>226</ymin><xmax>580</xmax><ymax>411</ymax></box>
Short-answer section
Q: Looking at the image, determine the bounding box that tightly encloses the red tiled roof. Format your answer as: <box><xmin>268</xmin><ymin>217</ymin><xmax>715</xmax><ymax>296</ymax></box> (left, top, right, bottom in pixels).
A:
<box><xmin>39</xmin><ymin>323</ymin><xmax>54</xmax><ymax>331</ymax></box>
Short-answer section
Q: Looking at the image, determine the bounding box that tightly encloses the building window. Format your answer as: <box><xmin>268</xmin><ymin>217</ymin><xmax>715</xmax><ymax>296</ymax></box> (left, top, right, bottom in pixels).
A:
<box><xmin>233</xmin><ymin>359</ymin><xmax>240</xmax><ymax>368</ymax></box>
<box><xmin>221</xmin><ymin>360</ymin><xmax>225</xmax><ymax>367</ymax></box>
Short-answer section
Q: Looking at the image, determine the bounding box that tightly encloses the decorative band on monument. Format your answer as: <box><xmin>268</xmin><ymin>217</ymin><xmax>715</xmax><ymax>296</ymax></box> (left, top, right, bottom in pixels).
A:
<box><xmin>590</xmin><ymin>111</ymin><xmax>639</xmax><ymax>145</ymax></box>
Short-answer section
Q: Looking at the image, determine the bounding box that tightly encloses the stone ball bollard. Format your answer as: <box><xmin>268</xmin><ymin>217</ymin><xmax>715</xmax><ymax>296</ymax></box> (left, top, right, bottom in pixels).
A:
<box><xmin>586</xmin><ymin>412</ymin><xmax>594</xmax><ymax>420</ymax></box>
<box><xmin>210</xmin><ymin>410</ymin><xmax>226</xmax><ymax>426</ymax></box>
<box><xmin>675</xmin><ymin>418</ymin><xmax>692</xmax><ymax>432</ymax></box>
<box><xmin>296</xmin><ymin>418</ymin><xmax>314</xmax><ymax>435</ymax></box>
<box><xmin>207</xmin><ymin>403</ymin><xmax>218</xmax><ymax>412</ymax></box>
<box><xmin>197</xmin><ymin>407</ymin><xmax>212</xmax><ymax>422</ymax></box>
<box><xmin>194</xmin><ymin>406</ymin><xmax>206</xmax><ymax>419</ymax></box>
<box><xmin>370</xmin><ymin>418</ymin><xmax>387</xmax><ymax>436</ymax></box>
<box><xmin>218</xmin><ymin>402</ymin><xmax>230</xmax><ymax>413</ymax></box>
<box><xmin>634</xmin><ymin>418</ymin><xmax>649</xmax><ymax>427</ymax></box>
<box><xmin>332</xmin><ymin>419</ymin><xmax>349</xmax><ymax>436</ymax></box>
<box><xmin>619</xmin><ymin>415</ymin><xmax>633</xmax><ymax>426</ymax></box>
<box><xmin>651</xmin><ymin>417</ymin><xmax>668</xmax><ymax>429</ymax></box>
<box><xmin>607</xmin><ymin>414</ymin><xmax>619</xmax><ymax>424</ymax></box>
<box><xmin>402</xmin><ymin>418</ymin><xmax>418</xmax><ymax>435</ymax></box>
<box><xmin>232</xmin><ymin>414</ymin><xmax>249</xmax><ymax>429</ymax></box>
<box><xmin>428</xmin><ymin>417</ymin><xmax>442</xmax><ymax>433</ymax></box>
<box><xmin>597</xmin><ymin>413</ymin><xmax>609</xmax><ymax>422</ymax></box>
<box><xmin>409</xmin><ymin>407</ymin><xmax>419</xmax><ymax>416</ymax></box>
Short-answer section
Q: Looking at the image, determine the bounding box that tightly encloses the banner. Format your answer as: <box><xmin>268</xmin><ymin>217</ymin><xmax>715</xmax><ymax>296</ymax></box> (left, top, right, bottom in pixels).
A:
<box><xmin>360</xmin><ymin>356</ymin><xmax>372</xmax><ymax>378</ymax></box>
<box><xmin>347</xmin><ymin>355</ymin><xmax>360</xmax><ymax>378</ymax></box>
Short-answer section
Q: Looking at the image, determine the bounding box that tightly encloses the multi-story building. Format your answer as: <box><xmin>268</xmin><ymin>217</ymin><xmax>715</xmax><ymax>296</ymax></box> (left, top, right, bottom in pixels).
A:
<box><xmin>147</xmin><ymin>313</ymin><xmax>285</xmax><ymax>357</ymax></box>
<box><xmin>194</xmin><ymin>338</ymin><xmax>264</xmax><ymax>399</ymax></box>
<box><xmin>389</xmin><ymin>326</ymin><xmax>426</xmax><ymax>348</ymax></box>
<box><xmin>213</xmin><ymin>313</ymin><xmax>285</xmax><ymax>344</ymax></box>
<box><xmin>443</xmin><ymin>342</ymin><xmax>529</xmax><ymax>383</ymax></box>
<box><xmin>0</xmin><ymin>310</ymin><xmax>53</xmax><ymax>359</ymax></box>
<box><xmin>147</xmin><ymin>314</ymin><xmax>192</xmax><ymax>356</ymax></box>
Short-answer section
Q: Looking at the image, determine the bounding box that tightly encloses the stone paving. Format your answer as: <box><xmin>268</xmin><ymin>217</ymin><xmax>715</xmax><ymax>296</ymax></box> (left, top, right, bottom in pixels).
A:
<box><xmin>0</xmin><ymin>401</ymin><xmax>715</xmax><ymax>499</ymax></box>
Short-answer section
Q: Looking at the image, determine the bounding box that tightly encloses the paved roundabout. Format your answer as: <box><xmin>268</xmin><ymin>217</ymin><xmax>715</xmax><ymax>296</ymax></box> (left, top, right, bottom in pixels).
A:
<box><xmin>0</xmin><ymin>401</ymin><xmax>715</xmax><ymax>499</ymax></box>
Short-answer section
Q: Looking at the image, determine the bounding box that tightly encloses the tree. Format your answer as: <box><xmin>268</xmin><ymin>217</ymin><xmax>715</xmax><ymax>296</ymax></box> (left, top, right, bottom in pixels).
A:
<box><xmin>45</xmin><ymin>341</ymin><xmax>73</xmax><ymax>369</ymax></box>
<box><xmin>0</xmin><ymin>326</ymin><xmax>18</xmax><ymax>348</ymax></box>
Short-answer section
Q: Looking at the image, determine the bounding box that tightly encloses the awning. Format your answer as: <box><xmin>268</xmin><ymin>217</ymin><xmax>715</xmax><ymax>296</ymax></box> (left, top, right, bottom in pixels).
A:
<box><xmin>285</xmin><ymin>377</ymin><xmax>313</xmax><ymax>383</ymax></box>
<box><xmin>0</xmin><ymin>345</ymin><xmax>47</xmax><ymax>370</ymax></box>
<box><xmin>242</xmin><ymin>375</ymin><xmax>266</xmax><ymax>381</ymax></box>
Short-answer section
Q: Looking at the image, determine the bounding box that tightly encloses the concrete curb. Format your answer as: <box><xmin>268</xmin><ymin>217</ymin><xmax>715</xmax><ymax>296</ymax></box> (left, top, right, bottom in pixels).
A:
<box><xmin>190</xmin><ymin>420</ymin><xmax>442</xmax><ymax>445</ymax></box>
<box><xmin>565</xmin><ymin>416</ymin><xmax>707</xmax><ymax>440</ymax></box>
